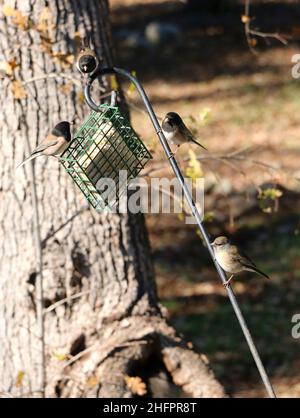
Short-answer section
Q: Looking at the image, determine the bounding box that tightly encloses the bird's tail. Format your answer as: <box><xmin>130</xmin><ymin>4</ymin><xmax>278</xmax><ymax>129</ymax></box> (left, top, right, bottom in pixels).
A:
<box><xmin>190</xmin><ymin>137</ymin><xmax>207</xmax><ymax>151</ymax></box>
<box><xmin>245</xmin><ymin>265</ymin><xmax>270</xmax><ymax>280</ymax></box>
<box><xmin>16</xmin><ymin>153</ymin><xmax>40</xmax><ymax>169</ymax></box>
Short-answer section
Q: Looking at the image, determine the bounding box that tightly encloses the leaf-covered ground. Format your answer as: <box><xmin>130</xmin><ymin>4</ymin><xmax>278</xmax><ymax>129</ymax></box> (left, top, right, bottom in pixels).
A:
<box><xmin>111</xmin><ymin>0</ymin><xmax>300</xmax><ymax>397</ymax></box>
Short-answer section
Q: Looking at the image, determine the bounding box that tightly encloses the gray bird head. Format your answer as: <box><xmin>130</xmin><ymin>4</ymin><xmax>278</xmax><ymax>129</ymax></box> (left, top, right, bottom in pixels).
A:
<box><xmin>52</xmin><ymin>121</ymin><xmax>72</xmax><ymax>142</ymax></box>
<box><xmin>162</xmin><ymin>112</ymin><xmax>183</xmax><ymax>133</ymax></box>
<box><xmin>211</xmin><ymin>236</ymin><xmax>229</xmax><ymax>249</ymax></box>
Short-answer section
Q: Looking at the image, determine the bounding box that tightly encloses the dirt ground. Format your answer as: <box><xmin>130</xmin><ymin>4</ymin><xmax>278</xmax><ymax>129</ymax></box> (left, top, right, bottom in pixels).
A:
<box><xmin>110</xmin><ymin>0</ymin><xmax>300</xmax><ymax>398</ymax></box>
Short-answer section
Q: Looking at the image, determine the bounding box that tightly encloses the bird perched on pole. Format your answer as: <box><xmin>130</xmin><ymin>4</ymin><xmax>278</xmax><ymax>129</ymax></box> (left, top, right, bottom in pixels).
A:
<box><xmin>17</xmin><ymin>121</ymin><xmax>72</xmax><ymax>168</ymax></box>
<box><xmin>211</xmin><ymin>236</ymin><xmax>270</xmax><ymax>286</ymax></box>
<box><xmin>161</xmin><ymin>112</ymin><xmax>207</xmax><ymax>152</ymax></box>
<box><xmin>76</xmin><ymin>36</ymin><xmax>99</xmax><ymax>76</ymax></box>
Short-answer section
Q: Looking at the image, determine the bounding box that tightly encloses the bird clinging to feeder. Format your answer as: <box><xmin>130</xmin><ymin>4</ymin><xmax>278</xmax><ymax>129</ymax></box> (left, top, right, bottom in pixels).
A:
<box><xmin>17</xmin><ymin>121</ymin><xmax>72</xmax><ymax>168</ymax></box>
<box><xmin>60</xmin><ymin>105</ymin><xmax>152</xmax><ymax>211</ymax></box>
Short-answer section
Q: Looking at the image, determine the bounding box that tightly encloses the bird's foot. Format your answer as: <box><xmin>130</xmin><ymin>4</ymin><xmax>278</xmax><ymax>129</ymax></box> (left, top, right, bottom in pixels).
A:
<box><xmin>223</xmin><ymin>275</ymin><xmax>234</xmax><ymax>287</ymax></box>
<box><xmin>168</xmin><ymin>145</ymin><xmax>180</xmax><ymax>160</ymax></box>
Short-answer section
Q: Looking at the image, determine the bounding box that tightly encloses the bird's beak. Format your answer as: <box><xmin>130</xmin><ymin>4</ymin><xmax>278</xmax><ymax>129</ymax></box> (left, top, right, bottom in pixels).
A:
<box><xmin>211</xmin><ymin>242</ymin><xmax>215</xmax><ymax>247</ymax></box>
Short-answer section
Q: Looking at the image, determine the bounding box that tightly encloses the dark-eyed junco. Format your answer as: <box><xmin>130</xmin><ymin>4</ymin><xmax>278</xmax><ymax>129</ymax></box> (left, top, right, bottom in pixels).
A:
<box><xmin>76</xmin><ymin>36</ymin><xmax>99</xmax><ymax>76</ymax></box>
<box><xmin>17</xmin><ymin>121</ymin><xmax>72</xmax><ymax>168</ymax></box>
<box><xmin>211</xmin><ymin>236</ymin><xmax>270</xmax><ymax>286</ymax></box>
<box><xmin>162</xmin><ymin>112</ymin><xmax>207</xmax><ymax>150</ymax></box>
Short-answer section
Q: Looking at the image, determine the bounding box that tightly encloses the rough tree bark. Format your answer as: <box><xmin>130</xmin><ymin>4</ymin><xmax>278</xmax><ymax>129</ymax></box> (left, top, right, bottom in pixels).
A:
<box><xmin>0</xmin><ymin>0</ymin><xmax>225</xmax><ymax>398</ymax></box>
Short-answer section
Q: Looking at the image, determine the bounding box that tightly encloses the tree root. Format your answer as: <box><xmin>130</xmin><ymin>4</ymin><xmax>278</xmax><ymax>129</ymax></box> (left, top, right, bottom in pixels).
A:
<box><xmin>52</xmin><ymin>316</ymin><xmax>226</xmax><ymax>398</ymax></box>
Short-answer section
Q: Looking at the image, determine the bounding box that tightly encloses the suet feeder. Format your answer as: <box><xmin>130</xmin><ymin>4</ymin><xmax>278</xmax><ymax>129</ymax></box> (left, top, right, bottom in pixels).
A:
<box><xmin>60</xmin><ymin>104</ymin><xmax>152</xmax><ymax>211</ymax></box>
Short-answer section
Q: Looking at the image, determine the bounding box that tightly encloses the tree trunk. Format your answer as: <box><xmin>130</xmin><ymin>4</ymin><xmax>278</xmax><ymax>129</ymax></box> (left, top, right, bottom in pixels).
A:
<box><xmin>0</xmin><ymin>0</ymin><xmax>225</xmax><ymax>398</ymax></box>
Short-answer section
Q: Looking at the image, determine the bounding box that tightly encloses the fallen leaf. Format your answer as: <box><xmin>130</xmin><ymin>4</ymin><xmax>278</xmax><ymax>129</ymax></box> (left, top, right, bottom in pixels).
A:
<box><xmin>2</xmin><ymin>4</ymin><xmax>15</xmax><ymax>17</ymax></box>
<box><xmin>39</xmin><ymin>34</ymin><xmax>54</xmax><ymax>56</ymax></box>
<box><xmin>177</xmin><ymin>212</ymin><xmax>184</xmax><ymax>222</ymax></box>
<box><xmin>36</xmin><ymin>6</ymin><xmax>54</xmax><ymax>32</ymax></box>
<box><xmin>0</xmin><ymin>59</ymin><xmax>17</xmax><ymax>76</ymax></box>
<box><xmin>8</xmin><ymin>58</ymin><xmax>18</xmax><ymax>72</ymax></box>
<box><xmin>53</xmin><ymin>352</ymin><xmax>70</xmax><ymax>361</ymax></box>
<box><xmin>13</xmin><ymin>10</ymin><xmax>29</xmax><ymax>30</ymax></box>
<box><xmin>185</xmin><ymin>149</ymin><xmax>203</xmax><ymax>180</ymax></box>
<box><xmin>59</xmin><ymin>82</ymin><xmax>72</xmax><ymax>95</ymax></box>
<box><xmin>262</xmin><ymin>207</ymin><xmax>272</xmax><ymax>214</ymax></box>
<box><xmin>3</xmin><ymin>5</ymin><xmax>29</xmax><ymax>30</ymax></box>
<box><xmin>15</xmin><ymin>371</ymin><xmax>25</xmax><ymax>387</ymax></box>
<box><xmin>65</xmin><ymin>54</ymin><xmax>74</xmax><ymax>65</ymax></box>
<box><xmin>39</xmin><ymin>6</ymin><xmax>52</xmax><ymax>21</ymax></box>
<box><xmin>196</xmin><ymin>228</ymin><xmax>202</xmax><ymax>239</ymax></box>
<box><xmin>124</xmin><ymin>375</ymin><xmax>147</xmax><ymax>396</ymax></box>
<box><xmin>199</xmin><ymin>107</ymin><xmax>211</xmax><ymax>124</ymax></box>
<box><xmin>249</xmin><ymin>37</ymin><xmax>257</xmax><ymax>47</ymax></box>
<box><xmin>52</xmin><ymin>52</ymin><xmax>74</xmax><ymax>68</ymax></box>
<box><xmin>241</xmin><ymin>14</ymin><xmax>250</xmax><ymax>23</ymax></box>
<box><xmin>203</xmin><ymin>211</ymin><xmax>214</xmax><ymax>223</ymax></box>
<box><xmin>11</xmin><ymin>80</ymin><xmax>27</xmax><ymax>100</ymax></box>
<box><xmin>78</xmin><ymin>91</ymin><xmax>85</xmax><ymax>103</ymax></box>
<box><xmin>74</xmin><ymin>31</ymin><xmax>82</xmax><ymax>51</ymax></box>
<box><xmin>86</xmin><ymin>375</ymin><xmax>98</xmax><ymax>387</ymax></box>
<box><xmin>259</xmin><ymin>187</ymin><xmax>283</xmax><ymax>200</ymax></box>
<box><xmin>292</xmin><ymin>26</ymin><xmax>300</xmax><ymax>37</ymax></box>
<box><xmin>127</xmin><ymin>70</ymin><xmax>137</xmax><ymax>94</ymax></box>
<box><xmin>111</xmin><ymin>75</ymin><xmax>119</xmax><ymax>91</ymax></box>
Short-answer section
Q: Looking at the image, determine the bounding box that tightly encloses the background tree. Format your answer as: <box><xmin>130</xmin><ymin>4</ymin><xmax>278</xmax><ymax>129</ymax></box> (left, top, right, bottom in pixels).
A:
<box><xmin>0</xmin><ymin>0</ymin><xmax>225</xmax><ymax>397</ymax></box>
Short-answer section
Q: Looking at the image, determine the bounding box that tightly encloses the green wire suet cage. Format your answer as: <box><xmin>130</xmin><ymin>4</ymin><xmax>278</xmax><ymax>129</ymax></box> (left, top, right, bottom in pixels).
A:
<box><xmin>60</xmin><ymin>104</ymin><xmax>152</xmax><ymax>211</ymax></box>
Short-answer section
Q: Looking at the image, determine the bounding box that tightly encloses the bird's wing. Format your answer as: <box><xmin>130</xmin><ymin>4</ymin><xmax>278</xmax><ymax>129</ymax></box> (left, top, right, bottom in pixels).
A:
<box><xmin>239</xmin><ymin>249</ymin><xmax>257</xmax><ymax>268</ymax></box>
<box><xmin>181</xmin><ymin>123</ymin><xmax>195</xmax><ymax>142</ymax></box>
<box><xmin>230</xmin><ymin>244</ymin><xmax>270</xmax><ymax>280</ymax></box>
<box><xmin>182</xmin><ymin>124</ymin><xmax>207</xmax><ymax>150</ymax></box>
<box><xmin>230</xmin><ymin>245</ymin><xmax>257</xmax><ymax>268</ymax></box>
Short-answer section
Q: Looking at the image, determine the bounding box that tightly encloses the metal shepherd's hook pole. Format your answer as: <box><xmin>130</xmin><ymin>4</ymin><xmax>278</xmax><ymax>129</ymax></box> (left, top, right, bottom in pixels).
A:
<box><xmin>84</xmin><ymin>67</ymin><xmax>276</xmax><ymax>399</ymax></box>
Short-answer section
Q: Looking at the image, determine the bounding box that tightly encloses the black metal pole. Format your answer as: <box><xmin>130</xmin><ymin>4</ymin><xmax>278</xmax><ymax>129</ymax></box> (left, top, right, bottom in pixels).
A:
<box><xmin>84</xmin><ymin>67</ymin><xmax>276</xmax><ymax>398</ymax></box>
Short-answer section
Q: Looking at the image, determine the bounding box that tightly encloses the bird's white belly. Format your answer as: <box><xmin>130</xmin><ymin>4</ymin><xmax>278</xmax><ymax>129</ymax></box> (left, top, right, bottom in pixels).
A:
<box><xmin>162</xmin><ymin>129</ymin><xmax>183</xmax><ymax>145</ymax></box>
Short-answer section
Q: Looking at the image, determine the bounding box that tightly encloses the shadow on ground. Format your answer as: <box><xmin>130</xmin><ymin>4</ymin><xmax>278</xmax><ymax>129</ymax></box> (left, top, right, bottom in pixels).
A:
<box><xmin>111</xmin><ymin>0</ymin><xmax>300</xmax><ymax>84</ymax></box>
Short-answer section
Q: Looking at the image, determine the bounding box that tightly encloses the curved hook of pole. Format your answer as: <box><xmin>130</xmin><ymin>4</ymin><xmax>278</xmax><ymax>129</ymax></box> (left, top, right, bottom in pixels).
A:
<box><xmin>84</xmin><ymin>67</ymin><xmax>156</xmax><ymax>115</ymax></box>
<box><xmin>85</xmin><ymin>68</ymin><xmax>126</xmax><ymax>111</ymax></box>
<box><xmin>83</xmin><ymin>67</ymin><xmax>276</xmax><ymax>399</ymax></box>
